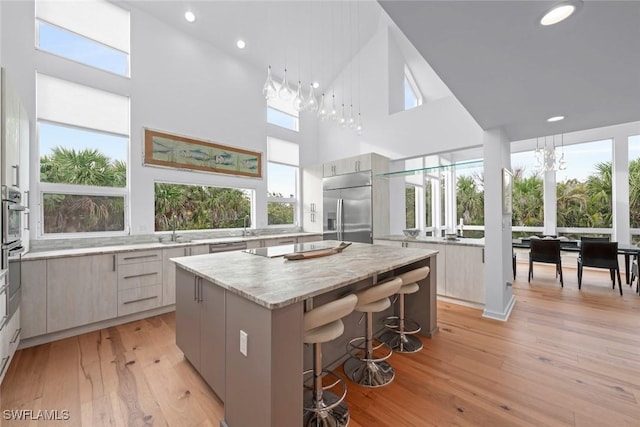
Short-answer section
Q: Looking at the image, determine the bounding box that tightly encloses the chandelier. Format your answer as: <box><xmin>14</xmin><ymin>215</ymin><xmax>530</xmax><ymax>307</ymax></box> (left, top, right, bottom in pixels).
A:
<box><xmin>261</xmin><ymin>1</ymin><xmax>363</xmax><ymax>135</ymax></box>
<box><xmin>535</xmin><ymin>134</ymin><xmax>566</xmax><ymax>172</ymax></box>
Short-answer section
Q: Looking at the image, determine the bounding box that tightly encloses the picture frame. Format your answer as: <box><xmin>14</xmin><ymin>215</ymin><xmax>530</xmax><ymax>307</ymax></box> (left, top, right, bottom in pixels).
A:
<box><xmin>502</xmin><ymin>167</ymin><xmax>513</xmax><ymax>215</ymax></box>
<box><xmin>143</xmin><ymin>128</ymin><xmax>262</xmax><ymax>178</ymax></box>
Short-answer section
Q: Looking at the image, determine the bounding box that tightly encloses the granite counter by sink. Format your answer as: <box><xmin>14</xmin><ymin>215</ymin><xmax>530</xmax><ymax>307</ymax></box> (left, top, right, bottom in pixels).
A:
<box><xmin>22</xmin><ymin>232</ymin><xmax>321</xmax><ymax>261</ymax></box>
<box><xmin>172</xmin><ymin>240</ymin><xmax>438</xmax><ymax>309</ymax></box>
<box><xmin>376</xmin><ymin>235</ymin><xmax>485</xmax><ymax>247</ymax></box>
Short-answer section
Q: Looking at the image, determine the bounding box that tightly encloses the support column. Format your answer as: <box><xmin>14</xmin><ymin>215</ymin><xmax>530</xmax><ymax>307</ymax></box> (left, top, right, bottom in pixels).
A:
<box><xmin>612</xmin><ymin>133</ymin><xmax>630</xmax><ymax>244</ymax></box>
<box><xmin>482</xmin><ymin>128</ymin><xmax>516</xmax><ymax>321</ymax></box>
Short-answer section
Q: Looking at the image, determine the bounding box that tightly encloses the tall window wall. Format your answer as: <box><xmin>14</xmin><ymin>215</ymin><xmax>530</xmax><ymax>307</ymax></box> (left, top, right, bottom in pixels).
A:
<box><xmin>267</xmin><ymin>137</ymin><xmax>299</xmax><ymax>226</ymax></box>
<box><xmin>556</xmin><ymin>139</ymin><xmax>612</xmax><ymax>238</ymax></box>
<box><xmin>511</xmin><ymin>150</ymin><xmax>543</xmax><ymax>237</ymax></box>
<box><xmin>629</xmin><ymin>135</ymin><xmax>640</xmax><ymax>243</ymax></box>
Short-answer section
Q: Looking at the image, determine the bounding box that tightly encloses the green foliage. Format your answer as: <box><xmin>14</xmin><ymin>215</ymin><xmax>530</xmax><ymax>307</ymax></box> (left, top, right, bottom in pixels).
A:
<box><xmin>154</xmin><ymin>183</ymin><xmax>251</xmax><ymax>231</ymax></box>
<box><xmin>40</xmin><ymin>147</ymin><xmax>126</xmax><ymax>233</ymax></box>
<box><xmin>406</xmin><ymin>186</ymin><xmax>416</xmax><ymax>228</ymax></box>
<box><xmin>268</xmin><ymin>202</ymin><xmax>294</xmax><ymax>225</ymax></box>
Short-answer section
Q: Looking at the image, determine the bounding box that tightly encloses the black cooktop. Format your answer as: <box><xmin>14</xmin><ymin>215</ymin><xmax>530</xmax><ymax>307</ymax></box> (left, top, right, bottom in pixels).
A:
<box><xmin>243</xmin><ymin>241</ymin><xmax>335</xmax><ymax>258</ymax></box>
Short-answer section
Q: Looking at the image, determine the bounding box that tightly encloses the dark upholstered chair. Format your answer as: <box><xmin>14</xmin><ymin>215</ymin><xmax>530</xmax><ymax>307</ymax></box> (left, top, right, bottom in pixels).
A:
<box><xmin>580</xmin><ymin>236</ymin><xmax>609</xmax><ymax>243</ymax></box>
<box><xmin>529</xmin><ymin>239</ymin><xmax>563</xmax><ymax>286</ymax></box>
<box><xmin>578</xmin><ymin>241</ymin><xmax>622</xmax><ymax>295</ymax></box>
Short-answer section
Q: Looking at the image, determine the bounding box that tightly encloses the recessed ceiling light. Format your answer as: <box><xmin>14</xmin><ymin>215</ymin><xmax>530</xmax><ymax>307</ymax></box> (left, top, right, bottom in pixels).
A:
<box><xmin>236</xmin><ymin>40</ymin><xmax>246</xmax><ymax>49</ymax></box>
<box><xmin>184</xmin><ymin>11</ymin><xmax>196</xmax><ymax>23</ymax></box>
<box><xmin>540</xmin><ymin>2</ymin><xmax>578</xmax><ymax>26</ymax></box>
<box><xmin>312</xmin><ymin>81</ymin><xmax>320</xmax><ymax>89</ymax></box>
<box><xmin>547</xmin><ymin>115</ymin><xmax>565</xmax><ymax>122</ymax></box>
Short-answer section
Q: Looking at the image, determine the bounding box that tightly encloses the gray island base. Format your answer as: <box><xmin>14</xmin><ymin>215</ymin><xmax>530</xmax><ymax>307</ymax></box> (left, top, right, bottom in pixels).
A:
<box><xmin>172</xmin><ymin>241</ymin><xmax>438</xmax><ymax>427</ymax></box>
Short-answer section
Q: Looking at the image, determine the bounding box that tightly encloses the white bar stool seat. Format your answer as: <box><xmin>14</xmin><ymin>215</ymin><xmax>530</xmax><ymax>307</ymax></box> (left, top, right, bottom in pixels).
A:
<box><xmin>303</xmin><ymin>294</ymin><xmax>358</xmax><ymax>427</ymax></box>
<box><xmin>343</xmin><ymin>277</ymin><xmax>403</xmax><ymax>388</ymax></box>
<box><xmin>381</xmin><ymin>266</ymin><xmax>430</xmax><ymax>353</ymax></box>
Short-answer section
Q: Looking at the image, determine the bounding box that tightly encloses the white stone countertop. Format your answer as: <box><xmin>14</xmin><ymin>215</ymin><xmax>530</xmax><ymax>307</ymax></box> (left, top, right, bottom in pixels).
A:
<box><xmin>22</xmin><ymin>232</ymin><xmax>322</xmax><ymax>261</ymax></box>
<box><xmin>172</xmin><ymin>240</ymin><xmax>438</xmax><ymax>310</ymax></box>
<box><xmin>376</xmin><ymin>235</ymin><xmax>485</xmax><ymax>247</ymax></box>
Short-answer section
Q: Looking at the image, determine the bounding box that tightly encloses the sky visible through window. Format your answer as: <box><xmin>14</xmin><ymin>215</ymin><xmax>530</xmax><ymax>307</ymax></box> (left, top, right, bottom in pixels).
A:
<box><xmin>40</xmin><ymin>122</ymin><xmax>127</xmax><ymax>163</ymax></box>
<box><xmin>38</xmin><ymin>21</ymin><xmax>128</xmax><ymax>76</ymax></box>
<box><xmin>404</xmin><ymin>77</ymin><xmax>419</xmax><ymax>110</ymax></box>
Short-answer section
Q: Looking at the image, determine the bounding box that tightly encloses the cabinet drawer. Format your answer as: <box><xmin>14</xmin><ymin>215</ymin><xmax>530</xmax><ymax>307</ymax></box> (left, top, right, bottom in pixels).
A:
<box><xmin>118</xmin><ymin>285</ymin><xmax>162</xmax><ymax>316</ymax></box>
<box><xmin>118</xmin><ymin>261</ymin><xmax>162</xmax><ymax>290</ymax></box>
<box><xmin>117</xmin><ymin>250</ymin><xmax>162</xmax><ymax>265</ymax></box>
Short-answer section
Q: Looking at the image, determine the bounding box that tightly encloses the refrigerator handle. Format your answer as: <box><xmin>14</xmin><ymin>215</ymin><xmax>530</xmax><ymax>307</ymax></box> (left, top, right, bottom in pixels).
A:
<box><xmin>337</xmin><ymin>199</ymin><xmax>343</xmax><ymax>241</ymax></box>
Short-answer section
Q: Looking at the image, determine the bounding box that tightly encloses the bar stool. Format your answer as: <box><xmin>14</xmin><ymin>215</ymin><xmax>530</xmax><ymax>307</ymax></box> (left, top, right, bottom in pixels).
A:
<box><xmin>344</xmin><ymin>277</ymin><xmax>403</xmax><ymax>388</ymax></box>
<box><xmin>303</xmin><ymin>294</ymin><xmax>358</xmax><ymax>427</ymax></box>
<box><xmin>381</xmin><ymin>266</ymin><xmax>430</xmax><ymax>353</ymax></box>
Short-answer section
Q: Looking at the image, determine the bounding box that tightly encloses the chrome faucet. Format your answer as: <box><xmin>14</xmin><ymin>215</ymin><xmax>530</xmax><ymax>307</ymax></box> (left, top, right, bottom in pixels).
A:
<box><xmin>171</xmin><ymin>214</ymin><xmax>178</xmax><ymax>242</ymax></box>
<box><xmin>243</xmin><ymin>215</ymin><xmax>250</xmax><ymax>236</ymax></box>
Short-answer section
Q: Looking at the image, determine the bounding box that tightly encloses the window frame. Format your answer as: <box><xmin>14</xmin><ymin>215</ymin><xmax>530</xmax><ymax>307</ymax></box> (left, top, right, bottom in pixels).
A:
<box><xmin>266</xmin><ymin>106</ymin><xmax>300</xmax><ymax>132</ymax></box>
<box><xmin>266</xmin><ymin>159</ymin><xmax>299</xmax><ymax>227</ymax></box>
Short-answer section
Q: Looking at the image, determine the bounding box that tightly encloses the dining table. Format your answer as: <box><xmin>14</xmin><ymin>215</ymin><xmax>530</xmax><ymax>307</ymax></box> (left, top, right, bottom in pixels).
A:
<box><xmin>512</xmin><ymin>238</ymin><xmax>640</xmax><ymax>284</ymax></box>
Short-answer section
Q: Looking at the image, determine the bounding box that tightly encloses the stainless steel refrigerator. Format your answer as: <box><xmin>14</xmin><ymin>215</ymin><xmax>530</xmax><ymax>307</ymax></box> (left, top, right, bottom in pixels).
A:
<box><xmin>323</xmin><ymin>171</ymin><xmax>373</xmax><ymax>243</ymax></box>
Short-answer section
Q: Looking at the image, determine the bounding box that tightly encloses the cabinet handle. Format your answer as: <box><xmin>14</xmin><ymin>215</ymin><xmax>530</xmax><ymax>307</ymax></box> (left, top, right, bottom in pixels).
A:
<box><xmin>123</xmin><ymin>296</ymin><xmax>158</xmax><ymax>305</ymax></box>
<box><xmin>198</xmin><ymin>278</ymin><xmax>203</xmax><ymax>303</ymax></box>
<box><xmin>278</xmin><ymin>240</ymin><xmax>295</xmax><ymax>244</ymax></box>
<box><xmin>24</xmin><ymin>190</ymin><xmax>29</xmax><ymax>209</ymax></box>
<box><xmin>123</xmin><ymin>272</ymin><xmax>158</xmax><ymax>280</ymax></box>
<box><xmin>194</xmin><ymin>276</ymin><xmax>198</xmax><ymax>301</ymax></box>
<box><xmin>12</xmin><ymin>165</ymin><xmax>19</xmax><ymax>187</ymax></box>
<box><xmin>0</xmin><ymin>356</ymin><xmax>9</xmax><ymax>378</ymax></box>
<box><xmin>113</xmin><ymin>255</ymin><xmax>116</xmax><ymax>271</ymax></box>
<box><xmin>122</xmin><ymin>254</ymin><xmax>159</xmax><ymax>261</ymax></box>
<box><xmin>10</xmin><ymin>328</ymin><xmax>21</xmax><ymax>344</ymax></box>
<box><xmin>0</xmin><ymin>315</ymin><xmax>7</xmax><ymax>331</ymax></box>
<box><xmin>0</xmin><ymin>283</ymin><xmax>8</xmax><ymax>295</ymax></box>
<box><xmin>24</xmin><ymin>211</ymin><xmax>30</xmax><ymax>231</ymax></box>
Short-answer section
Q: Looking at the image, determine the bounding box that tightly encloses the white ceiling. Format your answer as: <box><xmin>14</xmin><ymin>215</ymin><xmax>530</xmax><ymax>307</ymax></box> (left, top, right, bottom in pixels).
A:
<box><xmin>380</xmin><ymin>0</ymin><xmax>640</xmax><ymax>141</ymax></box>
<box><xmin>123</xmin><ymin>1</ymin><xmax>640</xmax><ymax>142</ymax></box>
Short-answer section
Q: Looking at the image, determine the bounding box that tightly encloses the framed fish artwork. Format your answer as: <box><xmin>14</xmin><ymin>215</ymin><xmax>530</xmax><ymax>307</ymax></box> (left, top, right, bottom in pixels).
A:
<box><xmin>143</xmin><ymin>128</ymin><xmax>262</xmax><ymax>178</ymax></box>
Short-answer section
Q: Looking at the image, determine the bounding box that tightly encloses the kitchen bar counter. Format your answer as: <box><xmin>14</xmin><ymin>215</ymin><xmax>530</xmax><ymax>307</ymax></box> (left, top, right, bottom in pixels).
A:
<box><xmin>172</xmin><ymin>240</ymin><xmax>438</xmax><ymax>309</ymax></box>
<box><xmin>22</xmin><ymin>232</ymin><xmax>321</xmax><ymax>260</ymax></box>
<box><xmin>173</xmin><ymin>241</ymin><xmax>438</xmax><ymax>427</ymax></box>
<box><xmin>377</xmin><ymin>234</ymin><xmax>485</xmax><ymax>247</ymax></box>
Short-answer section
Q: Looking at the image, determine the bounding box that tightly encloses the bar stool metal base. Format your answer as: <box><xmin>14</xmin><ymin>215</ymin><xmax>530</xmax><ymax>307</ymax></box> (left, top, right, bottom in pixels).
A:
<box><xmin>379</xmin><ymin>330</ymin><xmax>423</xmax><ymax>353</ymax></box>
<box><xmin>303</xmin><ymin>390</ymin><xmax>350</xmax><ymax>427</ymax></box>
<box><xmin>343</xmin><ymin>358</ymin><xmax>395</xmax><ymax>388</ymax></box>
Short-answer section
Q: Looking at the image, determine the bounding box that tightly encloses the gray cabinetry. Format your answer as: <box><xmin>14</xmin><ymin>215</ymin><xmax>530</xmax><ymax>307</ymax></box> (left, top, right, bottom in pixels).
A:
<box><xmin>116</xmin><ymin>249</ymin><xmax>163</xmax><ymax>316</ymax></box>
<box><xmin>175</xmin><ymin>267</ymin><xmax>225</xmax><ymax>401</ymax></box>
<box><xmin>47</xmin><ymin>254</ymin><xmax>117</xmax><ymax>333</ymax></box>
<box><xmin>20</xmin><ymin>259</ymin><xmax>47</xmax><ymax>339</ymax></box>
<box><xmin>162</xmin><ymin>244</ymin><xmax>209</xmax><ymax>306</ymax></box>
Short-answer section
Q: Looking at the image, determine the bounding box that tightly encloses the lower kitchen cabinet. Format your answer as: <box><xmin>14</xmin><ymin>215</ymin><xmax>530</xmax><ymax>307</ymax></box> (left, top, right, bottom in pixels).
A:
<box><xmin>0</xmin><ymin>307</ymin><xmax>21</xmax><ymax>384</ymax></box>
<box><xmin>445</xmin><ymin>245</ymin><xmax>484</xmax><ymax>303</ymax></box>
<box><xmin>176</xmin><ymin>267</ymin><xmax>225</xmax><ymax>401</ymax></box>
<box><xmin>47</xmin><ymin>254</ymin><xmax>117</xmax><ymax>333</ymax></box>
<box><xmin>21</xmin><ymin>259</ymin><xmax>47</xmax><ymax>339</ymax></box>
<box><xmin>163</xmin><ymin>244</ymin><xmax>222</xmax><ymax>306</ymax></box>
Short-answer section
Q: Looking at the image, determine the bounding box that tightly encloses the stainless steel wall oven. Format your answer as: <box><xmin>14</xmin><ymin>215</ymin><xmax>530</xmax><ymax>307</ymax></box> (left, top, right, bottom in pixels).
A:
<box><xmin>1</xmin><ymin>185</ymin><xmax>24</xmax><ymax>321</ymax></box>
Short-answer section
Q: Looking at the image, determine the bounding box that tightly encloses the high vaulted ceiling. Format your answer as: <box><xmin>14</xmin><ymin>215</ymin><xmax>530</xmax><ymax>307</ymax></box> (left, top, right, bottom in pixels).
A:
<box><xmin>123</xmin><ymin>1</ymin><xmax>640</xmax><ymax>143</ymax></box>
<box><xmin>380</xmin><ymin>0</ymin><xmax>640</xmax><ymax>141</ymax></box>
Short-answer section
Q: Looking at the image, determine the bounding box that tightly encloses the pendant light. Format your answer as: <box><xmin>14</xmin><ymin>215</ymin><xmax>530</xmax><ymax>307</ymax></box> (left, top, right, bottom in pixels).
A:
<box><xmin>293</xmin><ymin>81</ymin><xmax>305</xmax><ymax>112</ymax></box>
<box><xmin>278</xmin><ymin>68</ymin><xmax>293</xmax><ymax>101</ymax></box>
<box><xmin>262</xmin><ymin>65</ymin><xmax>277</xmax><ymax>100</ymax></box>
<box><xmin>305</xmin><ymin>83</ymin><xmax>318</xmax><ymax>112</ymax></box>
<box><xmin>317</xmin><ymin>93</ymin><xmax>328</xmax><ymax>120</ymax></box>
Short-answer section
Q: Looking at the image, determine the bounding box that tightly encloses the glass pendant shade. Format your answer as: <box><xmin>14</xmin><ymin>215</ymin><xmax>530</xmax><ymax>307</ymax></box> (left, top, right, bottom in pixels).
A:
<box><xmin>329</xmin><ymin>94</ymin><xmax>338</xmax><ymax>121</ymax></box>
<box><xmin>278</xmin><ymin>68</ymin><xmax>293</xmax><ymax>101</ymax></box>
<box><xmin>339</xmin><ymin>104</ymin><xmax>347</xmax><ymax>127</ymax></box>
<box><xmin>356</xmin><ymin>113</ymin><xmax>363</xmax><ymax>135</ymax></box>
<box><xmin>317</xmin><ymin>93</ymin><xmax>328</xmax><ymax>120</ymax></box>
<box><xmin>348</xmin><ymin>104</ymin><xmax>355</xmax><ymax>128</ymax></box>
<box><xmin>305</xmin><ymin>83</ymin><xmax>318</xmax><ymax>113</ymax></box>
<box><xmin>558</xmin><ymin>152</ymin><xmax>567</xmax><ymax>170</ymax></box>
<box><xmin>292</xmin><ymin>81</ymin><xmax>305</xmax><ymax>112</ymax></box>
<box><xmin>262</xmin><ymin>65</ymin><xmax>277</xmax><ymax>100</ymax></box>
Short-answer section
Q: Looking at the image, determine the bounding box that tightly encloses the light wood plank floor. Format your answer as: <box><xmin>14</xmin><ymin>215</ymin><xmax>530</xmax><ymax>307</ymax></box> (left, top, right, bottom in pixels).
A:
<box><xmin>2</xmin><ymin>264</ymin><xmax>640</xmax><ymax>426</ymax></box>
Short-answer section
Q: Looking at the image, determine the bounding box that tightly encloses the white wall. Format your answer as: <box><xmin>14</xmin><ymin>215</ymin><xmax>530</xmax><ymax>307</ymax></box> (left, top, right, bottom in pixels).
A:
<box><xmin>317</xmin><ymin>13</ymin><xmax>483</xmax><ymax>163</ymax></box>
<box><xmin>0</xmin><ymin>0</ymin><xmax>318</xmax><ymax>237</ymax></box>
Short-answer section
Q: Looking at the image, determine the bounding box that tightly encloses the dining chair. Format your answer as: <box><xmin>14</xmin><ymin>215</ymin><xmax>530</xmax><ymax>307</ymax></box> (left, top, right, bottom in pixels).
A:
<box><xmin>577</xmin><ymin>241</ymin><xmax>622</xmax><ymax>295</ymax></box>
<box><xmin>529</xmin><ymin>239</ymin><xmax>563</xmax><ymax>286</ymax></box>
<box><xmin>580</xmin><ymin>236</ymin><xmax>610</xmax><ymax>242</ymax></box>
<box><xmin>631</xmin><ymin>259</ymin><xmax>639</xmax><ymax>293</ymax></box>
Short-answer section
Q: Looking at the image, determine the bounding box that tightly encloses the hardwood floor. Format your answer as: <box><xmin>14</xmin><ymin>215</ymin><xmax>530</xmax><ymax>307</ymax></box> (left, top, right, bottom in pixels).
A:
<box><xmin>3</xmin><ymin>263</ymin><xmax>640</xmax><ymax>426</ymax></box>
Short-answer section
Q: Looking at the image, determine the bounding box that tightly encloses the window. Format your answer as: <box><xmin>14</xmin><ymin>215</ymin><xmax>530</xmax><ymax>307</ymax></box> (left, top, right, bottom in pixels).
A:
<box><xmin>35</xmin><ymin>0</ymin><xmax>130</xmax><ymax>76</ymax></box>
<box><xmin>267</xmin><ymin>138</ymin><xmax>299</xmax><ymax>226</ymax></box>
<box><xmin>455</xmin><ymin>161</ymin><xmax>484</xmax><ymax>238</ymax></box>
<box><xmin>405</xmin><ymin>185</ymin><xmax>417</xmax><ymax>228</ymax></box>
<box><xmin>37</xmin><ymin>73</ymin><xmax>129</xmax><ymax>235</ymax></box>
<box><xmin>267</xmin><ymin>107</ymin><xmax>299</xmax><ymax>132</ymax></box>
<box><xmin>511</xmin><ymin>150</ymin><xmax>543</xmax><ymax>235</ymax></box>
<box><xmin>266</xmin><ymin>84</ymin><xmax>300</xmax><ymax>131</ymax></box>
<box><xmin>404</xmin><ymin>66</ymin><xmax>422</xmax><ymax>110</ymax></box>
<box><xmin>556</xmin><ymin>139</ymin><xmax>613</xmax><ymax>230</ymax></box>
<box><xmin>154</xmin><ymin>183</ymin><xmax>252</xmax><ymax>231</ymax></box>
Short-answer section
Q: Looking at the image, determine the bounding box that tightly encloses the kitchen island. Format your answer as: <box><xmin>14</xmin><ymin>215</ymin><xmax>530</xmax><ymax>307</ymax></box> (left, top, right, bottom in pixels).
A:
<box><xmin>172</xmin><ymin>240</ymin><xmax>438</xmax><ymax>427</ymax></box>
